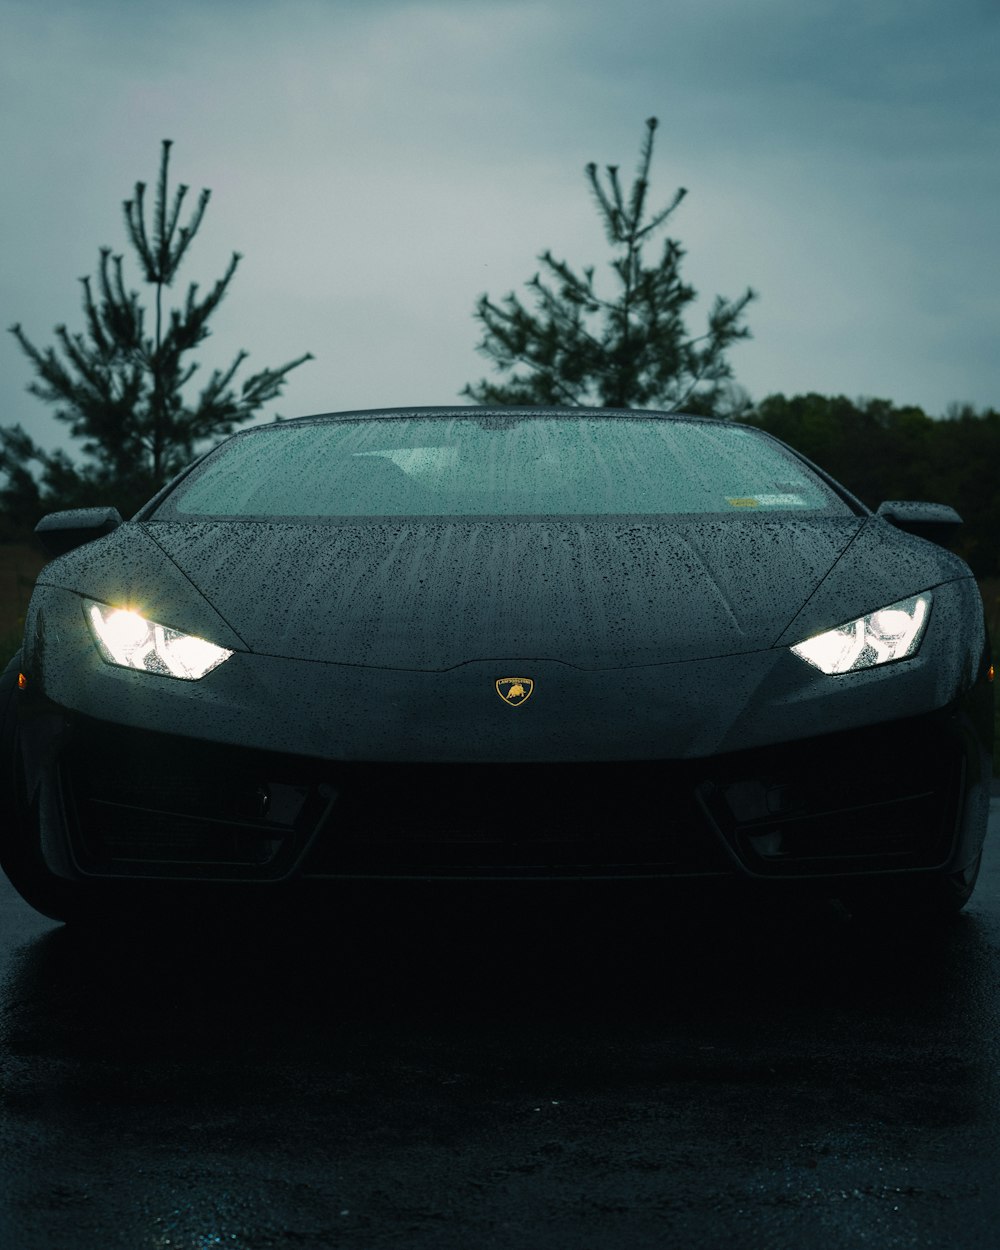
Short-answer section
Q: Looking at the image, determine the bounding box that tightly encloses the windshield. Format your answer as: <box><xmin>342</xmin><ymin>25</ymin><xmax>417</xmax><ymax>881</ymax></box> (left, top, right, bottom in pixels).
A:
<box><xmin>154</xmin><ymin>415</ymin><xmax>850</xmax><ymax>520</ymax></box>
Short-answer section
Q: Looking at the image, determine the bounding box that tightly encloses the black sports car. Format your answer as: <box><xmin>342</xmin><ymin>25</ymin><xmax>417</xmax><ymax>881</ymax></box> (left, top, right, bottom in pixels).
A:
<box><xmin>1</xmin><ymin>408</ymin><xmax>993</xmax><ymax>924</ymax></box>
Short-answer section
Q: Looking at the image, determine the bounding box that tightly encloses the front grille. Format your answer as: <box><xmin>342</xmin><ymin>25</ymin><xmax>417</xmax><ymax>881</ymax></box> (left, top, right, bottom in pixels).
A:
<box><xmin>302</xmin><ymin>761</ymin><xmax>722</xmax><ymax>878</ymax></box>
<box><xmin>62</xmin><ymin>727</ymin><xmax>331</xmax><ymax>881</ymax></box>
<box><xmin>698</xmin><ymin>719</ymin><xmax>964</xmax><ymax>877</ymax></box>
<box><xmin>59</xmin><ymin>711</ymin><xmax>967</xmax><ymax>882</ymax></box>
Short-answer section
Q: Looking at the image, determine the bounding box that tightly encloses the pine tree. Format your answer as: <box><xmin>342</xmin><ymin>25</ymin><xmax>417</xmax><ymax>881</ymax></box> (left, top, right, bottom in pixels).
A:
<box><xmin>3</xmin><ymin>140</ymin><xmax>312</xmax><ymax>524</ymax></box>
<box><xmin>462</xmin><ymin>118</ymin><xmax>754</xmax><ymax>414</ymax></box>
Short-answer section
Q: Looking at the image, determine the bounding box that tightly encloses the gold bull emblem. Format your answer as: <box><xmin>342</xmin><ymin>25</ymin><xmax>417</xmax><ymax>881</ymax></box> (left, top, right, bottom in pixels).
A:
<box><xmin>495</xmin><ymin>677</ymin><xmax>534</xmax><ymax>706</ymax></box>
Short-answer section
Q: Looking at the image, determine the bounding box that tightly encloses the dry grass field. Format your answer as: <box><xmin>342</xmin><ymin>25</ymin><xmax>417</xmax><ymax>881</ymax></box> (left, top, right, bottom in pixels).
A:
<box><xmin>981</xmin><ymin>576</ymin><xmax>1000</xmax><ymax>642</ymax></box>
<box><xmin>1</xmin><ymin>545</ymin><xmax>998</xmax><ymax>771</ymax></box>
<box><xmin>0</xmin><ymin>542</ymin><xmax>47</xmax><ymax>664</ymax></box>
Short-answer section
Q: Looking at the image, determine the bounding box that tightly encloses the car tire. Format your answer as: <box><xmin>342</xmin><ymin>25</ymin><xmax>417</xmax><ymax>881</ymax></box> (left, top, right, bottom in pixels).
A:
<box><xmin>0</xmin><ymin>652</ymin><xmax>104</xmax><ymax>925</ymax></box>
<box><xmin>844</xmin><ymin>853</ymin><xmax>982</xmax><ymax>926</ymax></box>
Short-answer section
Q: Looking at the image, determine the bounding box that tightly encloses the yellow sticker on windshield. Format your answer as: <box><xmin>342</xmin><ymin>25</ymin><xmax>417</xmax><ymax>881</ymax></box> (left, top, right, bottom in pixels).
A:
<box><xmin>726</xmin><ymin>497</ymin><xmax>759</xmax><ymax>508</ymax></box>
<box><xmin>756</xmin><ymin>493</ymin><xmax>806</xmax><ymax>506</ymax></box>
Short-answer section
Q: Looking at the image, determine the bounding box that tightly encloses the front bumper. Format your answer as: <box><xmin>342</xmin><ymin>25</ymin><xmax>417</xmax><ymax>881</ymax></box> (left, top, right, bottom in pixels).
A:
<box><xmin>16</xmin><ymin>701</ymin><xmax>990</xmax><ymax>886</ymax></box>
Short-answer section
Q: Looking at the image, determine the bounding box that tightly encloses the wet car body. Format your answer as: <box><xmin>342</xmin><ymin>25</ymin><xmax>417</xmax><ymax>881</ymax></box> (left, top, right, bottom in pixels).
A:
<box><xmin>1</xmin><ymin>408</ymin><xmax>993</xmax><ymax>921</ymax></box>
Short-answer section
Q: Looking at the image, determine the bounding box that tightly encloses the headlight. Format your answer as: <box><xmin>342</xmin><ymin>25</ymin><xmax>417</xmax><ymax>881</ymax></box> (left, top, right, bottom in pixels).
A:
<box><xmin>790</xmin><ymin>592</ymin><xmax>931</xmax><ymax>674</ymax></box>
<box><xmin>85</xmin><ymin>601</ymin><xmax>233</xmax><ymax>680</ymax></box>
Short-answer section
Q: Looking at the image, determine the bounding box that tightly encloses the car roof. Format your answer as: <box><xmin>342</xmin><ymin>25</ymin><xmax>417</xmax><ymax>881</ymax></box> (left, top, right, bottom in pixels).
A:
<box><xmin>275</xmin><ymin>406</ymin><xmax>729</xmax><ymax>428</ymax></box>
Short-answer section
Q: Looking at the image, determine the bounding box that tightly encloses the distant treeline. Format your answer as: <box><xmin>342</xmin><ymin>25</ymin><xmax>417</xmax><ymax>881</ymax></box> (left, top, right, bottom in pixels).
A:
<box><xmin>743</xmin><ymin>394</ymin><xmax>1000</xmax><ymax>577</ymax></box>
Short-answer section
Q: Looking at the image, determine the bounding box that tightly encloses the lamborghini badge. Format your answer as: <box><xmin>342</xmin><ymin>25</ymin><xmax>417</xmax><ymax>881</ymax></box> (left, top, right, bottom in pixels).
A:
<box><xmin>495</xmin><ymin>677</ymin><xmax>534</xmax><ymax>706</ymax></box>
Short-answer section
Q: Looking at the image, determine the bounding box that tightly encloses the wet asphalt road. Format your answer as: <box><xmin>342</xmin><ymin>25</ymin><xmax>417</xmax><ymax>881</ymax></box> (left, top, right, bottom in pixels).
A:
<box><xmin>1</xmin><ymin>801</ymin><xmax>999</xmax><ymax>1250</ymax></box>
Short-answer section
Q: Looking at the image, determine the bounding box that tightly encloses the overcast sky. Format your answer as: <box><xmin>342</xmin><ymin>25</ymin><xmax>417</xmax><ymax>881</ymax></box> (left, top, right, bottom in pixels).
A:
<box><xmin>2</xmin><ymin>0</ymin><xmax>998</xmax><ymax>457</ymax></box>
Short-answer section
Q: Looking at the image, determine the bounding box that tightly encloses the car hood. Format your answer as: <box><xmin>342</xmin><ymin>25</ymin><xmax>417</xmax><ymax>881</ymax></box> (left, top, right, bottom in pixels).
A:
<box><xmin>135</xmin><ymin>517</ymin><xmax>866</xmax><ymax>670</ymax></box>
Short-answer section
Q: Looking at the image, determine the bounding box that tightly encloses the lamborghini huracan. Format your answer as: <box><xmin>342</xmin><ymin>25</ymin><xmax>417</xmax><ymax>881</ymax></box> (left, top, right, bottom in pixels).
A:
<box><xmin>1</xmin><ymin>408</ymin><xmax>993</xmax><ymax>923</ymax></box>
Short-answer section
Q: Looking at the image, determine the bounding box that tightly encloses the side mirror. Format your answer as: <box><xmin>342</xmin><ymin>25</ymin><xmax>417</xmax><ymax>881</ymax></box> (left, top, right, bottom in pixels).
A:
<box><xmin>876</xmin><ymin>501</ymin><xmax>963</xmax><ymax>545</ymax></box>
<box><xmin>35</xmin><ymin>507</ymin><xmax>124</xmax><ymax>558</ymax></box>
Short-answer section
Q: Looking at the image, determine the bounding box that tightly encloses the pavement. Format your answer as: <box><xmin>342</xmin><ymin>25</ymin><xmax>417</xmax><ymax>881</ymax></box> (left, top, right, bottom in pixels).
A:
<box><xmin>2</xmin><ymin>801</ymin><xmax>1000</xmax><ymax>1248</ymax></box>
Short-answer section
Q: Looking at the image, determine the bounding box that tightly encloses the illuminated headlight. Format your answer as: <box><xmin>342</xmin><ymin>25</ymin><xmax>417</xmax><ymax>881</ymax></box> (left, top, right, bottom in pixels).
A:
<box><xmin>85</xmin><ymin>601</ymin><xmax>233</xmax><ymax>680</ymax></box>
<box><xmin>790</xmin><ymin>592</ymin><xmax>931</xmax><ymax>675</ymax></box>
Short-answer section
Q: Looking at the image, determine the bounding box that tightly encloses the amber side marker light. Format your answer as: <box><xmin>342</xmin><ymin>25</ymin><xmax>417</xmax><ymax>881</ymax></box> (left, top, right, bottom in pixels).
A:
<box><xmin>17</xmin><ymin>672</ymin><xmax>27</xmax><ymax>691</ymax></box>
<box><xmin>989</xmin><ymin>663</ymin><xmax>995</xmax><ymax>683</ymax></box>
